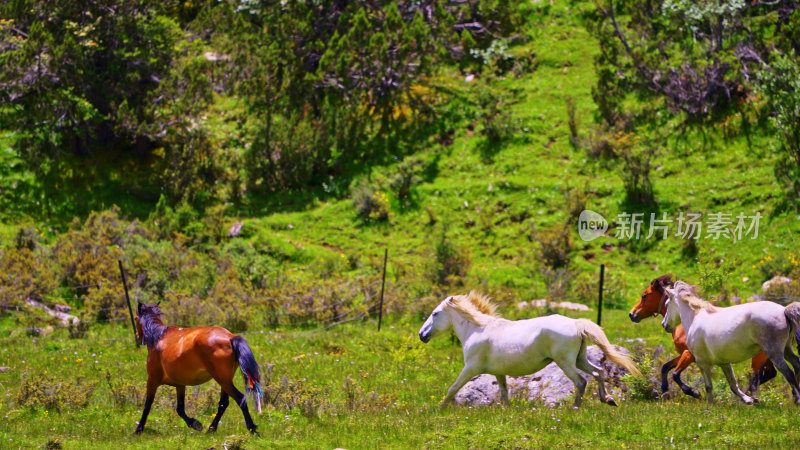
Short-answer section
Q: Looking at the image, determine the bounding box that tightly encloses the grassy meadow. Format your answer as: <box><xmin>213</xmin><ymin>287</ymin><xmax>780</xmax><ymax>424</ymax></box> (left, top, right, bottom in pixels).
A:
<box><xmin>2</xmin><ymin>308</ymin><xmax>800</xmax><ymax>449</ymax></box>
<box><xmin>4</xmin><ymin>1</ymin><xmax>800</xmax><ymax>449</ymax></box>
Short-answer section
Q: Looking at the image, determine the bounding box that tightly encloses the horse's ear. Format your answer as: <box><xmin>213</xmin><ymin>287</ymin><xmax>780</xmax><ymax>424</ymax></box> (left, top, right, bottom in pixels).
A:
<box><xmin>156</xmin><ymin>301</ymin><xmax>161</xmax><ymax>306</ymax></box>
<box><xmin>137</xmin><ymin>301</ymin><xmax>142</xmax><ymax>312</ymax></box>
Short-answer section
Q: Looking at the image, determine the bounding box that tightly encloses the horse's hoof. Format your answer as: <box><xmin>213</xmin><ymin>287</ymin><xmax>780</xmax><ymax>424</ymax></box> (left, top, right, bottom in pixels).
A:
<box><xmin>605</xmin><ymin>396</ymin><xmax>617</xmax><ymax>407</ymax></box>
<box><xmin>249</xmin><ymin>428</ymin><xmax>260</xmax><ymax>436</ymax></box>
<box><xmin>689</xmin><ymin>390</ymin><xmax>701</xmax><ymax>399</ymax></box>
<box><xmin>190</xmin><ymin>420</ymin><xmax>203</xmax><ymax>431</ymax></box>
<box><xmin>207</xmin><ymin>426</ymin><xmax>217</xmax><ymax>434</ymax></box>
<box><xmin>133</xmin><ymin>428</ymin><xmax>143</xmax><ymax>436</ymax></box>
<box><xmin>752</xmin><ymin>397</ymin><xmax>760</xmax><ymax>404</ymax></box>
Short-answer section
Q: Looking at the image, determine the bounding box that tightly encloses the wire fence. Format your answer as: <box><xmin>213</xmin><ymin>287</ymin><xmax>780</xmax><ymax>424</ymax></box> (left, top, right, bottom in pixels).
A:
<box><xmin>7</xmin><ymin>276</ymin><xmax>390</xmax><ymax>338</ymax></box>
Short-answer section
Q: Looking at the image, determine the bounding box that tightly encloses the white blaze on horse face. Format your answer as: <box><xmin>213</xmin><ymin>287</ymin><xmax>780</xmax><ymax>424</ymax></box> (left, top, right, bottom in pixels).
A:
<box><xmin>419</xmin><ymin>298</ymin><xmax>452</xmax><ymax>343</ymax></box>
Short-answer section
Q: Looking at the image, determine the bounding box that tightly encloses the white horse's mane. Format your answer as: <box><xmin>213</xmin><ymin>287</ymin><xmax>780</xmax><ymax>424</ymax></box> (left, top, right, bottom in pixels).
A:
<box><xmin>447</xmin><ymin>291</ymin><xmax>500</xmax><ymax>326</ymax></box>
<box><xmin>673</xmin><ymin>281</ymin><xmax>717</xmax><ymax>313</ymax></box>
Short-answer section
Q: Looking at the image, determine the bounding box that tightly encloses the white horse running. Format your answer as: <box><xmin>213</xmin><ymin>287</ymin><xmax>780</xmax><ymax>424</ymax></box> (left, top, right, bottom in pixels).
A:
<box><xmin>662</xmin><ymin>280</ymin><xmax>800</xmax><ymax>404</ymax></box>
<box><xmin>418</xmin><ymin>292</ymin><xmax>640</xmax><ymax>408</ymax></box>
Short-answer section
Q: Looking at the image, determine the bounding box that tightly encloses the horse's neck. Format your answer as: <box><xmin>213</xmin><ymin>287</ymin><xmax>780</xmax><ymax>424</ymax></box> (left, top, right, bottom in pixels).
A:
<box><xmin>142</xmin><ymin>315</ymin><xmax>168</xmax><ymax>347</ymax></box>
<box><xmin>676</xmin><ymin>300</ymin><xmax>697</xmax><ymax>331</ymax></box>
<box><xmin>450</xmin><ymin>313</ymin><xmax>482</xmax><ymax>343</ymax></box>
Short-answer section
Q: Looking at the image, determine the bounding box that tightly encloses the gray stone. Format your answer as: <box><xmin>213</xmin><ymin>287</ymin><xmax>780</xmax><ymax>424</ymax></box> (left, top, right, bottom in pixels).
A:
<box><xmin>454</xmin><ymin>345</ymin><xmax>631</xmax><ymax>407</ymax></box>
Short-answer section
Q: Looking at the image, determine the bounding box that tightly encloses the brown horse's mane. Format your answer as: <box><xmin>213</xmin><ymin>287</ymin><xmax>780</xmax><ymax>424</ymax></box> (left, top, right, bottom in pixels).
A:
<box><xmin>138</xmin><ymin>303</ymin><xmax>168</xmax><ymax>348</ymax></box>
<box><xmin>652</xmin><ymin>274</ymin><xmax>674</xmax><ymax>295</ymax></box>
<box><xmin>447</xmin><ymin>291</ymin><xmax>500</xmax><ymax>326</ymax></box>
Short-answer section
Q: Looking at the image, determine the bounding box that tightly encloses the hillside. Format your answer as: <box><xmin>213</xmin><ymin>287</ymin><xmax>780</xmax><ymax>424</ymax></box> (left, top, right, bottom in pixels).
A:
<box><xmin>1</xmin><ymin>1</ymin><xmax>799</xmax><ymax>320</ymax></box>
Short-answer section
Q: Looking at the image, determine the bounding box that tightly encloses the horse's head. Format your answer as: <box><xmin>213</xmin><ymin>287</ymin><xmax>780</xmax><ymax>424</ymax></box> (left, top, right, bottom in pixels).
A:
<box><xmin>137</xmin><ymin>301</ymin><xmax>163</xmax><ymax>318</ymax></box>
<box><xmin>661</xmin><ymin>287</ymin><xmax>682</xmax><ymax>332</ymax></box>
<box><xmin>136</xmin><ymin>301</ymin><xmax>163</xmax><ymax>343</ymax></box>
<box><xmin>629</xmin><ymin>274</ymin><xmax>673</xmax><ymax>322</ymax></box>
<box><xmin>419</xmin><ymin>296</ymin><xmax>454</xmax><ymax>343</ymax></box>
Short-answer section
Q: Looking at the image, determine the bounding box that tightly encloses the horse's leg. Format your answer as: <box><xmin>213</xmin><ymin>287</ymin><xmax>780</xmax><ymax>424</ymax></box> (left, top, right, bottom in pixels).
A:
<box><xmin>576</xmin><ymin>356</ymin><xmax>615</xmax><ymax>406</ymax></box>
<box><xmin>660</xmin><ymin>356</ymin><xmax>678</xmax><ymax>394</ymax></box>
<box><xmin>441</xmin><ymin>366</ymin><xmax>480</xmax><ymax>407</ymax></box>
<box><xmin>207</xmin><ymin>390</ymin><xmax>229</xmax><ymax>432</ymax></box>
<box><xmin>695</xmin><ymin>361</ymin><xmax>714</xmax><ymax>403</ymax></box>
<box><xmin>784</xmin><ymin>345</ymin><xmax>800</xmax><ymax>379</ymax></box>
<box><xmin>781</xmin><ymin>345</ymin><xmax>800</xmax><ymax>404</ymax></box>
<box><xmin>495</xmin><ymin>375</ymin><xmax>509</xmax><ymax>406</ymax></box>
<box><xmin>767</xmin><ymin>348</ymin><xmax>800</xmax><ymax>404</ymax></box>
<box><xmin>720</xmin><ymin>363</ymin><xmax>754</xmax><ymax>405</ymax></box>
<box><xmin>557</xmin><ymin>362</ymin><xmax>587</xmax><ymax>408</ymax></box>
<box><xmin>135</xmin><ymin>379</ymin><xmax>160</xmax><ymax>434</ymax></box>
<box><xmin>746</xmin><ymin>369</ymin><xmax>761</xmax><ymax>398</ymax></box>
<box><xmin>175</xmin><ymin>385</ymin><xmax>203</xmax><ymax>431</ymax></box>
<box><xmin>219</xmin><ymin>380</ymin><xmax>257</xmax><ymax>434</ymax></box>
<box><xmin>672</xmin><ymin>350</ymin><xmax>700</xmax><ymax>398</ymax></box>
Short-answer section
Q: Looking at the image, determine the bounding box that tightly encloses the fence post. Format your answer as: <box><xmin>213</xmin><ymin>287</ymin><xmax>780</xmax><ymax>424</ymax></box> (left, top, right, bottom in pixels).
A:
<box><xmin>377</xmin><ymin>248</ymin><xmax>388</xmax><ymax>331</ymax></box>
<box><xmin>118</xmin><ymin>260</ymin><xmax>140</xmax><ymax>348</ymax></box>
<box><xmin>597</xmin><ymin>263</ymin><xmax>605</xmax><ymax>326</ymax></box>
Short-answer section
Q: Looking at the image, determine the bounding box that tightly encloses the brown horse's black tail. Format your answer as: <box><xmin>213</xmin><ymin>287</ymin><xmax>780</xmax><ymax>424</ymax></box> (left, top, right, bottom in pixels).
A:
<box><xmin>231</xmin><ymin>336</ymin><xmax>263</xmax><ymax>413</ymax></box>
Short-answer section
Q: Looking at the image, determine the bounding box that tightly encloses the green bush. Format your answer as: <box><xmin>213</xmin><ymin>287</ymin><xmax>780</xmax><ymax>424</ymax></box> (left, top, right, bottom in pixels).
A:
<box><xmin>430</xmin><ymin>229</ymin><xmax>471</xmax><ymax>285</ymax></box>
<box><xmin>17</xmin><ymin>373</ymin><xmax>97</xmax><ymax>411</ymax></box>
<box><xmin>352</xmin><ymin>182</ymin><xmax>390</xmax><ymax>222</ymax></box>
<box><xmin>532</xmin><ymin>223</ymin><xmax>572</xmax><ymax>269</ymax></box>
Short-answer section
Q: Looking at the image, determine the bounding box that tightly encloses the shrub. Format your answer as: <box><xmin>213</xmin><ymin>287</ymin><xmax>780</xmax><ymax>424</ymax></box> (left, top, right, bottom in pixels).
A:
<box><xmin>430</xmin><ymin>229</ymin><xmax>471</xmax><ymax>285</ymax></box>
<box><xmin>758</xmin><ymin>53</ymin><xmax>800</xmax><ymax>208</ymax></box>
<box><xmin>17</xmin><ymin>373</ymin><xmax>97</xmax><ymax>411</ymax></box>
<box><xmin>68</xmin><ymin>317</ymin><xmax>89</xmax><ymax>339</ymax></box>
<box><xmin>622</xmin><ymin>354</ymin><xmax>658</xmax><ymax>401</ymax></box>
<box><xmin>13</xmin><ymin>226</ymin><xmax>38</xmax><ymax>251</ymax></box>
<box><xmin>612</xmin><ymin>132</ymin><xmax>656</xmax><ymax>206</ymax></box>
<box><xmin>352</xmin><ymin>182</ymin><xmax>390</xmax><ymax>222</ymax></box>
<box><xmin>477</xmin><ymin>85</ymin><xmax>514</xmax><ymax>145</ymax></box>
<box><xmin>388</xmin><ymin>156</ymin><xmax>428</xmax><ymax>200</ymax></box>
<box><xmin>533</xmin><ymin>223</ymin><xmax>572</xmax><ymax>269</ymax></box>
<box><xmin>540</xmin><ymin>268</ymin><xmax>573</xmax><ymax>309</ymax></box>
<box><xmin>342</xmin><ymin>375</ymin><xmax>392</xmax><ymax>413</ymax></box>
<box><xmin>263</xmin><ymin>373</ymin><xmax>328</xmax><ymax>419</ymax></box>
<box><xmin>0</xmin><ymin>248</ymin><xmax>58</xmax><ymax>308</ymax></box>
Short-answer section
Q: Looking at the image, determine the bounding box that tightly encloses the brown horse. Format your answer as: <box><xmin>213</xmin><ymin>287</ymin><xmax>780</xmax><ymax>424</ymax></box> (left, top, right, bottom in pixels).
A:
<box><xmin>629</xmin><ymin>274</ymin><xmax>776</xmax><ymax>398</ymax></box>
<box><xmin>133</xmin><ymin>302</ymin><xmax>262</xmax><ymax>434</ymax></box>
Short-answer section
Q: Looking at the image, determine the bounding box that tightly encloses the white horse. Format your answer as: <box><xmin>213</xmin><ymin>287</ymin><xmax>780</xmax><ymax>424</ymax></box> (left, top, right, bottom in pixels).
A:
<box><xmin>418</xmin><ymin>292</ymin><xmax>640</xmax><ymax>408</ymax></box>
<box><xmin>662</xmin><ymin>280</ymin><xmax>800</xmax><ymax>404</ymax></box>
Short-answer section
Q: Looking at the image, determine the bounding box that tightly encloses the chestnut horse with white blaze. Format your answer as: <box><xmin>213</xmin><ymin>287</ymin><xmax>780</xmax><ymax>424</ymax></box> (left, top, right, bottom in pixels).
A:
<box><xmin>134</xmin><ymin>302</ymin><xmax>262</xmax><ymax>434</ymax></box>
<box><xmin>419</xmin><ymin>292</ymin><xmax>640</xmax><ymax>408</ymax></box>
<box><xmin>629</xmin><ymin>274</ymin><xmax>775</xmax><ymax>397</ymax></box>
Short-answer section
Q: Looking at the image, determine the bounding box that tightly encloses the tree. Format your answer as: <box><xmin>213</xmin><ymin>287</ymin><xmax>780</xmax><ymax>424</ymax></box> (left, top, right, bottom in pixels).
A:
<box><xmin>587</xmin><ymin>0</ymin><xmax>798</xmax><ymax>123</ymax></box>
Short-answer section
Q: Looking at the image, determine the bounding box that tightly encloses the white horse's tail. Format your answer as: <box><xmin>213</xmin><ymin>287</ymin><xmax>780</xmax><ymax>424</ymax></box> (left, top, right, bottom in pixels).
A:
<box><xmin>576</xmin><ymin>318</ymin><xmax>641</xmax><ymax>376</ymax></box>
<box><xmin>785</xmin><ymin>302</ymin><xmax>800</xmax><ymax>350</ymax></box>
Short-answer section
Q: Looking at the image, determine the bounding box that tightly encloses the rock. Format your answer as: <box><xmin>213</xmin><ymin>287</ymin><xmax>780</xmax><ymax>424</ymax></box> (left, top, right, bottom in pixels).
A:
<box><xmin>742</xmin><ymin>277</ymin><xmax>749</xmax><ymax>283</ymax></box>
<box><xmin>54</xmin><ymin>303</ymin><xmax>71</xmax><ymax>313</ymax></box>
<box><xmin>0</xmin><ymin>367</ymin><xmax>9</xmax><ymax>373</ymax></box>
<box><xmin>516</xmin><ymin>301</ymin><xmax>530</xmax><ymax>310</ymax></box>
<box><xmin>747</xmin><ymin>294</ymin><xmax>764</xmax><ymax>302</ymax></box>
<box><xmin>527</xmin><ymin>299</ymin><xmax>590</xmax><ymax>312</ymax></box>
<box><xmin>454</xmin><ymin>345</ymin><xmax>632</xmax><ymax>407</ymax></box>
<box><xmin>25</xmin><ymin>298</ymin><xmax>79</xmax><ymax>327</ymax></box>
<box><xmin>762</xmin><ymin>276</ymin><xmax>791</xmax><ymax>293</ymax></box>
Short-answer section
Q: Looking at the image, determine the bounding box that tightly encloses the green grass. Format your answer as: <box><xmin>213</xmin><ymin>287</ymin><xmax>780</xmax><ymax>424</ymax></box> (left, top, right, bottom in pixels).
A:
<box><xmin>3</xmin><ymin>2</ymin><xmax>800</xmax><ymax>447</ymax></box>
<box><xmin>2</xmin><ymin>308</ymin><xmax>800</xmax><ymax>449</ymax></box>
